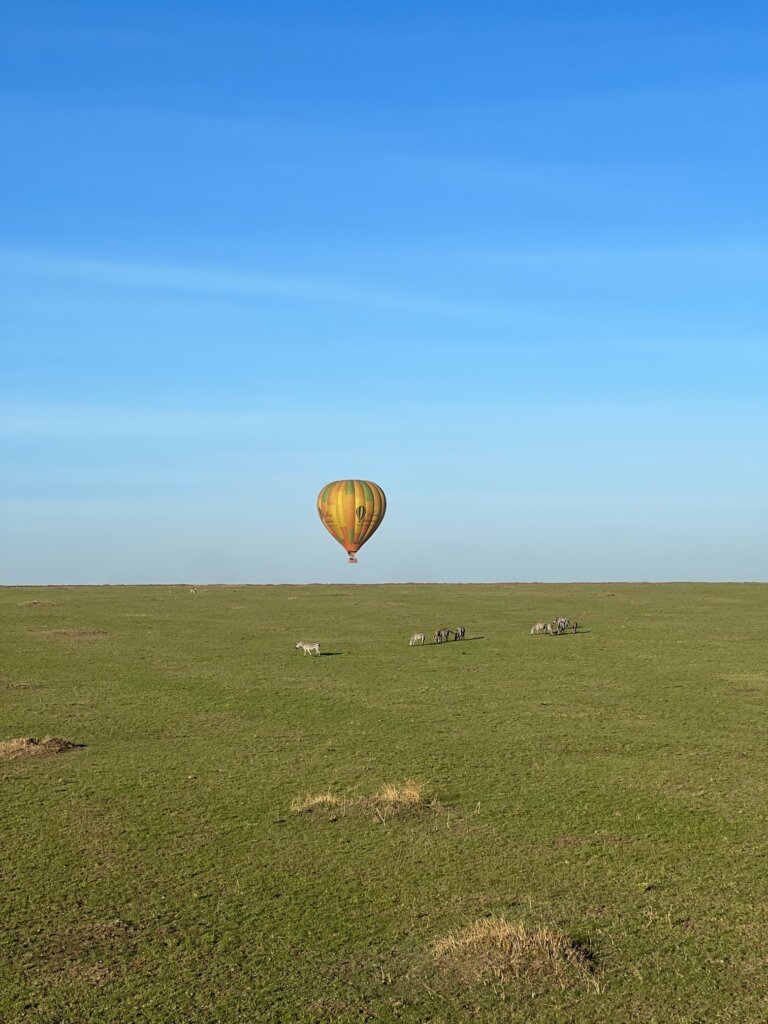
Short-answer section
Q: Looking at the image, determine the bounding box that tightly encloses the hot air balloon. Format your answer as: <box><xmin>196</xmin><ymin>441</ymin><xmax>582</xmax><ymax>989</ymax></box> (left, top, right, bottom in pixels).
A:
<box><xmin>317</xmin><ymin>480</ymin><xmax>386</xmax><ymax>563</ymax></box>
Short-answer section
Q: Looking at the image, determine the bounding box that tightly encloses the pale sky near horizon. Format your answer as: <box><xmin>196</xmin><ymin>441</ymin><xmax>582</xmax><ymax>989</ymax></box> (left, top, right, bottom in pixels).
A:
<box><xmin>2</xmin><ymin>1</ymin><xmax>767</xmax><ymax>584</ymax></box>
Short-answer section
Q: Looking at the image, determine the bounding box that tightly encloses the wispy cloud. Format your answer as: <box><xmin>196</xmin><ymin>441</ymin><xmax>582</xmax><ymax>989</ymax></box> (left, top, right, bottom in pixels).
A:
<box><xmin>0</xmin><ymin>248</ymin><xmax>545</xmax><ymax>326</ymax></box>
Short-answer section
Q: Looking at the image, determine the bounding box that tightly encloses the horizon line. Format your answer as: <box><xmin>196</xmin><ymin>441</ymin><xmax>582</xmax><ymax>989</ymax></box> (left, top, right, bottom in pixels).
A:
<box><xmin>2</xmin><ymin>580</ymin><xmax>766</xmax><ymax>588</ymax></box>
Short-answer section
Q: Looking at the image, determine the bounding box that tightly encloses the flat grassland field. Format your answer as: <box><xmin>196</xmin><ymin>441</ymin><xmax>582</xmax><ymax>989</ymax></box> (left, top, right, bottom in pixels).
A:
<box><xmin>2</xmin><ymin>583</ymin><xmax>767</xmax><ymax>1024</ymax></box>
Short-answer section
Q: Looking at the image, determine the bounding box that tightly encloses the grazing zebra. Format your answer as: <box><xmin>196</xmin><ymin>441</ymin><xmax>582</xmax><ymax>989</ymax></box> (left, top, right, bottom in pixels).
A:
<box><xmin>455</xmin><ymin>625</ymin><xmax>466</xmax><ymax>641</ymax></box>
<box><xmin>555</xmin><ymin>617</ymin><xmax>570</xmax><ymax>631</ymax></box>
<box><xmin>295</xmin><ymin>641</ymin><xmax>320</xmax><ymax>656</ymax></box>
<box><xmin>434</xmin><ymin>628</ymin><xmax>451</xmax><ymax>644</ymax></box>
<box><xmin>572</xmin><ymin>621</ymin><xmax>579</xmax><ymax>634</ymax></box>
<box><xmin>530</xmin><ymin>622</ymin><xmax>551</xmax><ymax>635</ymax></box>
<box><xmin>409</xmin><ymin>632</ymin><xmax>426</xmax><ymax>646</ymax></box>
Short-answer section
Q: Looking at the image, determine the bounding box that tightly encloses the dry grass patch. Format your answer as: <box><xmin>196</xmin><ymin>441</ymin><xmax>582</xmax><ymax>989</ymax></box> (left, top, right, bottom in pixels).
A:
<box><xmin>19</xmin><ymin>600</ymin><xmax>57</xmax><ymax>607</ymax></box>
<box><xmin>291</xmin><ymin>780</ymin><xmax>440</xmax><ymax>820</ymax></box>
<box><xmin>373</xmin><ymin>779</ymin><xmax>424</xmax><ymax>806</ymax></box>
<box><xmin>291</xmin><ymin>791</ymin><xmax>345</xmax><ymax>814</ymax></box>
<box><xmin>363</xmin><ymin>779</ymin><xmax>440</xmax><ymax>820</ymax></box>
<box><xmin>432</xmin><ymin>917</ymin><xmax>598</xmax><ymax>992</ymax></box>
<box><xmin>0</xmin><ymin>736</ymin><xmax>81</xmax><ymax>761</ymax></box>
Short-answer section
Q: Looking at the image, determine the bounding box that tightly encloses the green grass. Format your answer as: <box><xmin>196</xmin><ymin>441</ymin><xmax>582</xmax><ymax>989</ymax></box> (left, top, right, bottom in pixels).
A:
<box><xmin>1</xmin><ymin>582</ymin><xmax>767</xmax><ymax>1023</ymax></box>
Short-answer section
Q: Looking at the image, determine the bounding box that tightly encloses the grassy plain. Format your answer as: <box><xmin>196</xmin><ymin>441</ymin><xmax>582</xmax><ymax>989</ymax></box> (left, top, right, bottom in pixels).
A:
<box><xmin>1</xmin><ymin>582</ymin><xmax>767</xmax><ymax>1023</ymax></box>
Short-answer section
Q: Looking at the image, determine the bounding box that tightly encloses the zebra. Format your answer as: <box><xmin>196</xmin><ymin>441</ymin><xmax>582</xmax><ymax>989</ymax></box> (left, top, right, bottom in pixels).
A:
<box><xmin>555</xmin><ymin>617</ymin><xmax>570</xmax><ymax>632</ymax></box>
<box><xmin>409</xmin><ymin>632</ymin><xmax>426</xmax><ymax>646</ymax></box>
<box><xmin>455</xmin><ymin>625</ymin><xmax>466</xmax><ymax>641</ymax></box>
<box><xmin>434</xmin><ymin>629</ymin><xmax>451</xmax><ymax>644</ymax></box>
<box><xmin>530</xmin><ymin>622</ymin><xmax>551</xmax><ymax>635</ymax></box>
<box><xmin>295</xmin><ymin>641</ymin><xmax>320</xmax><ymax>656</ymax></box>
<box><xmin>572</xmin><ymin>620</ymin><xmax>579</xmax><ymax>634</ymax></box>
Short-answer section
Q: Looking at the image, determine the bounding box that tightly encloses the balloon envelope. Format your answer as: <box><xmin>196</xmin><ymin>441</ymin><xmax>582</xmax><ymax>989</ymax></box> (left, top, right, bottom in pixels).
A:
<box><xmin>317</xmin><ymin>480</ymin><xmax>387</xmax><ymax>563</ymax></box>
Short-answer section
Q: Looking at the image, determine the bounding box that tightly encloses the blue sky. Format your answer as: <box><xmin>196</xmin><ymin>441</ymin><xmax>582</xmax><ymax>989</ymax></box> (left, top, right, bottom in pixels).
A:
<box><xmin>2</xmin><ymin>0</ymin><xmax>766</xmax><ymax>583</ymax></box>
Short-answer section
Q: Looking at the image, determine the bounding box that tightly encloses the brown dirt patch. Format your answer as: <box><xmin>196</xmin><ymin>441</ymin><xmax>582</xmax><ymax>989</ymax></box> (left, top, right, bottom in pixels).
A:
<box><xmin>304</xmin><ymin>1000</ymin><xmax>356</xmax><ymax>1021</ymax></box>
<box><xmin>551</xmin><ymin>834</ymin><xmax>630</xmax><ymax>847</ymax></box>
<box><xmin>0</xmin><ymin>736</ymin><xmax>82</xmax><ymax>761</ymax></box>
<box><xmin>432</xmin><ymin>917</ymin><xmax>598</xmax><ymax>992</ymax></box>
<box><xmin>37</xmin><ymin>919</ymin><xmax>140</xmax><ymax>986</ymax></box>
<box><xmin>19</xmin><ymin>600</ymin><xmax>57</xmax><ymax>607</ymax></box>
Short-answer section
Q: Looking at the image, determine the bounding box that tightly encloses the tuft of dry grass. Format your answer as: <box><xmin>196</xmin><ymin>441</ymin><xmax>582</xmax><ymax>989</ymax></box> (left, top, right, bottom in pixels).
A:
<box><xmin>291</xmin><ymin>780</ymin><xmax>436</xmax><ymax>820</ymax></box>
<box><xmin>432</xmin><ymin>917</ymin><xmax>598</xmax><ymax>992</ymax></box>
<box><xmin>0</xmin><ymin>736</ymin><xmax>80</xmax><ymax>761</ymax></box>
<box><xmin>19</xmin><ymin>600</ymin><xmax>57</xmax><ymax>607</ymax></box>
<box><xmin>291</xmin><ymin>791</ymin><xmax>344</xmax><ymax>814</ymax></box>
<box><xmin>372</xmin><ymin>780</ymin><xmax>425</xmax><ymax>806</ymax></box>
